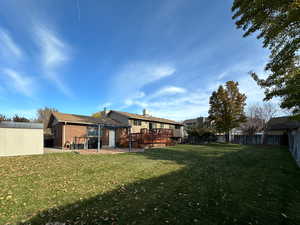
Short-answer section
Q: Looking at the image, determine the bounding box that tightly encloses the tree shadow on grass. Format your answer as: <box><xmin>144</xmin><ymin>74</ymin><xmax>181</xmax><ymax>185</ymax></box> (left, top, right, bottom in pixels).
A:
<box><xmin>21</xmin><ymin>144</ymin><xmax>300</xmax><ymax>225</ymax></box>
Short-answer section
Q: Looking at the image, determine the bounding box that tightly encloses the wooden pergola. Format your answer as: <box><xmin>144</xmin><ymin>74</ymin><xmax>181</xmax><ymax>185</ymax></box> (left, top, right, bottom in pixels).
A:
<box><xmin>96</xmin><ymin>123</ymin><xmax>132</xmax><ymax>152</ymax></box>
<box><xmin>73</xmin><ymin>123</ymin><xmax>132</xmax><ymax>152</ymax></box>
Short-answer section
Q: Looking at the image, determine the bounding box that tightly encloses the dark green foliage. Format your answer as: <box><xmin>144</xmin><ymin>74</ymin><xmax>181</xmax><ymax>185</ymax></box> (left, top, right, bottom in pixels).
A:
<box><xmin>208</xmin><ymin>81</ymin><xmax>247</xmax><ymax>141</ymax></box>
<box><xmin>232</xmin><ymin>0</ymin><xmax>300</xmax><ymax>117</ymax></box>
<box><xmin>186</xmin><ymin>127</ymin><xmax>217</xmax><ymax>142</ymax></box>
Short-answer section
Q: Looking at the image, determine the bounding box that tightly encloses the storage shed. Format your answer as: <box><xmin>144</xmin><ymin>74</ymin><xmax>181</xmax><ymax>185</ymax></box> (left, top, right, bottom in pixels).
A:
<box><xmin>0</xmin><ymin>122</ymin><xmax>43</xmax><ymax>157</ymax></box>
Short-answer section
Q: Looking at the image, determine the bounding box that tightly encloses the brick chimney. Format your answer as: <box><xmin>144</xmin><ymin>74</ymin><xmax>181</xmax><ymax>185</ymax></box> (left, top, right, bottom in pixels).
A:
<box><xmin>103</xmin><ymin>107</ymin><xmax>108</xmax><ymax>116</ymax></box>
<box><xmin>143</xmin><ymin>109</ymin><xmax>150</xmax><ymax>117</ymax></box>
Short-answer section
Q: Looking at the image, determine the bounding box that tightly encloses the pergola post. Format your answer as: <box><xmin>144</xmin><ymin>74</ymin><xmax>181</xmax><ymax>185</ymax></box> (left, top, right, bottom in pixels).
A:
<box><xmin>97</xmin><ymin>124</ymin><xmax>101</xmax><ymax>152</ymax></box>
<box><xmin>115</xmin><ymin>127</ymin><xmax>118</xmax><ymax>149</ymax></box>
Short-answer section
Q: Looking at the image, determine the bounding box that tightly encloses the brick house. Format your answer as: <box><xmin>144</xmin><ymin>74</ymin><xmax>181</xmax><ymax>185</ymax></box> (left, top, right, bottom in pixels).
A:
<box><xmin>48</xmin><ymin>110</ymin><xmax>184</xmax><ymax>149</ymax></box>
<box><xmin>47</xmin><ymin>112</ymin><xmax>129</xmax><ymax>149</ymax></box>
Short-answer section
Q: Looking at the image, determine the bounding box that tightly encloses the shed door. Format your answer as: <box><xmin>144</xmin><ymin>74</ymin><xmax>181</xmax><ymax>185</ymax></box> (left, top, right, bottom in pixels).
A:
<box><xmin>109</xmin><ymin>130</ymin><xmax>115</xmax><ymax>147</ymax></box>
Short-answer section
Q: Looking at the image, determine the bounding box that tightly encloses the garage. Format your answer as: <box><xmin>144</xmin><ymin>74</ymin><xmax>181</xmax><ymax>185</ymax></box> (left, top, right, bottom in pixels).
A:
<box><xmin>0</xmin><ymin>122</ymin><xmax>43</xmax><ymax>157</ymax></box>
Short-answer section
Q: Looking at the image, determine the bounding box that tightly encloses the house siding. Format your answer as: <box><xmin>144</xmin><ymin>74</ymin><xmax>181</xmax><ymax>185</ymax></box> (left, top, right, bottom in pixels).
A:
<box><xmin>108</xmin><ymin>111</ymin><xmax>184</xmax><ymax>139</ymax></box>
<box><xmin>64</xmin><ymin>124</ymin><xmax>87</xmax><ymax>148</ymax></box>
<box><xmin>53</xmin><ymin>123</ymin><xmax>114</xmax><ymax>149</ymax></box>
<box><xmin>130</xmin><ymin>119</ymin><xmax>149</xmax><ymax>133</ymax></box>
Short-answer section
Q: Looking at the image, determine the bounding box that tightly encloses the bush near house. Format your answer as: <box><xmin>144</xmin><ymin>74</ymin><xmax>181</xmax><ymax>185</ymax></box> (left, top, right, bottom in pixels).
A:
<box><xmin>186</xmin><ymin>127</ymin><xmax>217</xmax><ymax>143</ymax></box>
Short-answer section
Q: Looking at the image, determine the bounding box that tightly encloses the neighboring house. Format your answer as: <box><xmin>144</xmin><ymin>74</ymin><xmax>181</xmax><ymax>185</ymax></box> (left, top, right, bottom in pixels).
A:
<box><xmin>48</xmin><ymin>112</ymin><xmax>129</xmax><ymax>149</ymax></box>
<box><xmin>183</xmin><ymin>117</ymin><xmax>211</xmax><ymax>128</ymax></box>
<box><xmin>266</xmin><ymin>116</ymin><xmax>300</xmax><ymax>166</ymax></box>
<box><xmin>183</xmin><ymin>117</ymin><xmax>212</xmax><ymax>137</ymax></box>
<box><xmin>108</xmin><ymin>109</ymin><xmax>184</xmax><ymax>141</ymax></box>
<box><xmin>264</xmin><ymin>116</ymin><xmax>300</xmax><ymax>145</ymax></box>
<box><xmin>0</xmin><ymin>122</ymin><xmax>43</xmax><ymax>156</ymax></box>
<box><xmin>266</xmin><ymin>117</ymin><xmax>300</xmax><ymax>135</ymax></box>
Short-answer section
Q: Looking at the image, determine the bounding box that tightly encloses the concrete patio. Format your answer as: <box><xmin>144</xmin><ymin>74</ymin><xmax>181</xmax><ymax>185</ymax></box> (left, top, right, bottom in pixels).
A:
<box><xmin>44</xmin><ymin>147</ymin><xmax>144</xmax><ymax>154</ymax></box>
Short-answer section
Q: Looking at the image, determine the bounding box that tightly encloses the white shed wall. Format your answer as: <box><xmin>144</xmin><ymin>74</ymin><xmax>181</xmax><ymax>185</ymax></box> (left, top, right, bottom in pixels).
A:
<box><xmin>0</xmin><ymin>128</ymin><xmax>43</xmax><ymax>156</ymax></box>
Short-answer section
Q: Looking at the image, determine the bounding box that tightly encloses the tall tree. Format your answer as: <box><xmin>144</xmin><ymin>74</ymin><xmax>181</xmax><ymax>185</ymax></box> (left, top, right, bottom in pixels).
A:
<box><xmin>36</xmin><ymin>107</ymin><xmax>58</xmax><ymax>133</ymax></box>
<box><xmin>232</xmin><ymin>0</ymin><xmax>300</xmax><ymax>119</ymax></box>
<box><xmin>241</xmin><ymin>103</ymin><xmax>278</xmax><ymax>135</ymax></box>
<box><xmin>208</xmin><ymin>81</ymin><xmax>247</xmax><ymax>142</ymax></box>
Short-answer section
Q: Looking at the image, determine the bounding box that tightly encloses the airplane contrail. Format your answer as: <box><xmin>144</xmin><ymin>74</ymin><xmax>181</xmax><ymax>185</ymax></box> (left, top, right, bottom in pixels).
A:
<box><xmin>76</xmin><ymin>0</ymin><xmax>81</xmax><ymax>22</ymax></box>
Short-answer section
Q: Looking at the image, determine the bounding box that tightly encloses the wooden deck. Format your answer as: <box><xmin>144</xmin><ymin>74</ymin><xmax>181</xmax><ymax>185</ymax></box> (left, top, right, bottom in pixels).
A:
<box><xmin>129</xmin><ymin>128</ymin><xmax>175</xmax><ymax>148</ymax></box>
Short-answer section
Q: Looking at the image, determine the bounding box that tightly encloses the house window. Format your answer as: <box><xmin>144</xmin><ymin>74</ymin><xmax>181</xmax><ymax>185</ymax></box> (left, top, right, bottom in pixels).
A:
<box><xmin>160</xmin><ymin>123</ymin><xmax>164</xmax><ymax>128</ymax></box>
<box><xmin>133</xmin><ymin>120</ymin><xmax>142</xmax><ymax>126</ymax></box>
<box><xmin>175</xmin><ymin>125</ymin><xmax>181</xmax><ymax>129</ymax></box>
<box><xmin>87</xmin><ymin>126</ymin><xmax>99</xmax><ymax>136</ymax></box>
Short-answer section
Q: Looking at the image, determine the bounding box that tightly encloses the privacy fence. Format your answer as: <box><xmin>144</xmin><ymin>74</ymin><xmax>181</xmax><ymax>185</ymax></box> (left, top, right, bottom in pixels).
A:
<box><xmin>288</xmin><ymin>130</ymin><xmax>300</xmax><ymax>167</ymax></box>
<box><xmin>230</xmin><ymin>134</ymin><xmax>288</xmax><ymax>145</ymax></box>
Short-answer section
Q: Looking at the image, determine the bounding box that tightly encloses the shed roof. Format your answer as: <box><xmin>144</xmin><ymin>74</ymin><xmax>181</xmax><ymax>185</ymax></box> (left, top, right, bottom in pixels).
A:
<box><xmin>109</xmin><ymin>110</ymin><xmax>183</xmax><ymax>125</ymax></box>
<box><xmin>0</xmin><ymin>122</ymin><xmax>43</xmax><ymax>129</ymax></box>
<box><xmin>266</xmin><ymin>116</ymin><xmax>300</xmax><ymax>130</ymax></box>
<box><xmin>48</xmin><ymin>112</ymin><xmax>126</xmax><ymax>127</ymax></box>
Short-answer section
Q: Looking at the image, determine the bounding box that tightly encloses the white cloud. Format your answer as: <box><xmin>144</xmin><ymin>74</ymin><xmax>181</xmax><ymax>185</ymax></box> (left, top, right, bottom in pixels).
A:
<box><xmin>1</xmin><ymin>108</ymin><xmax>37</xmax><ymax>119</ymax></box>
<box><xmin>116</xmin><ymin>62</ymin><xmax>175</xmax><ymax>85</ymax></box>
<box><xmin>2</xmin><ymin>68</ymin><xmax>34</xmax><ymax>97</ymax></box>
<box><xmin>122</xmin><ymin>85</ymin><xmax>210</xmax><ymax>120</ymax></box>
<box><xmin>34</xmin><ymin>24</ymin><xmax>72</xmax><ymax>97</ymax></box>
<box><xmin>217</xmin><ymin>72</ymin><xmax>228</xmax><ymax>80</ymax></box>
<box><xmin>112</xmin><ymin>62</ymin><xmax>176</xmax><ymax>102</ymax></box>
<box><xmin>98</xmin><ymin>102</ymin><xmax>112</xmax><ymax>110</ymax></box>
<box><xmin>119</xmin><ymin>60</ymin><xmax>276</xmax><ymax>121</ymax></box>
<box><xmin>150</xmin><ymin>86</ymin><xmax>186</xmax><ymax>98</ymax></box>
<box><xmin>152</xmin><ymin>66</ymin><xmax>176</xmax><ymax>80</ymax></box>
<box><xmin>0</xmin><ymin>28</ymin><xmax>23</xmax><ymax>59</ymax></box>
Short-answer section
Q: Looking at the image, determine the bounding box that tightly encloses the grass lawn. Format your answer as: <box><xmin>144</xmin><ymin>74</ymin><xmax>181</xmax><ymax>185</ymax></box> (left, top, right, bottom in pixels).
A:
<box><xmin>0</xmin><ymin>144</ymin><xmax>300</xmax><ymax>225</ymax></box>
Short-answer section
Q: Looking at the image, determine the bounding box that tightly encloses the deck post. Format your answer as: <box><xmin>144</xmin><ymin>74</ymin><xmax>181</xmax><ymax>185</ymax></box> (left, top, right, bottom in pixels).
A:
<box><xmin>129</xmin><ymin>127</ymin><xmax>132</xmax><ymax>152</ymax></box>
<box><xmin>97</xmin><ymin>124</ymin><xmax>101</xmax><ymax>152</ymax></box>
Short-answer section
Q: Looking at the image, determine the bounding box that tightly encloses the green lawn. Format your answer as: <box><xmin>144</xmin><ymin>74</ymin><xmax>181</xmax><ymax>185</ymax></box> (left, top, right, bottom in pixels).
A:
<box><xmin>0</xmin><ymin>144</ymin><xmax>299</xmax><ymax>225</ymax></box>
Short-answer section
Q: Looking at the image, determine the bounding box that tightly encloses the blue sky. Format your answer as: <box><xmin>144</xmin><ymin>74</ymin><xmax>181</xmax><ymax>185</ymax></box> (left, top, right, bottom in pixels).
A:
<box><xmin>0</xmin><ymin>0</ymin><xmax>270</xmax><ymax>120</ymax></box>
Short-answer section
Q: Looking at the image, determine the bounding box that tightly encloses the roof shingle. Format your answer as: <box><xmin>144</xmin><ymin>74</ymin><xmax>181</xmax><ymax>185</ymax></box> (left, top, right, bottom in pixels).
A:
<box><xmin>51</xmin><ymin>112</ymin><xmax>124</xmax><ymax>126</ymax></box>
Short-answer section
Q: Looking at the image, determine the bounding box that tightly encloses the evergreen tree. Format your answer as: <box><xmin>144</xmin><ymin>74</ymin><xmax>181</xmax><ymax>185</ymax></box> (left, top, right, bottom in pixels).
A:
<box><xmin>208</xmin><ymin>81</ymin><xmax>247</xmax><ymax>142</ymax></box>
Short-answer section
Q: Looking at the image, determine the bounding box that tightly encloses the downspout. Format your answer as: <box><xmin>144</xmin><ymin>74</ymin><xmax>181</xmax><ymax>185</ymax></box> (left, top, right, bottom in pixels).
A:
<box><xmin>63</xmin><ymin>122</ymin><xmax>66</xmax><ymax>149</ymax></box>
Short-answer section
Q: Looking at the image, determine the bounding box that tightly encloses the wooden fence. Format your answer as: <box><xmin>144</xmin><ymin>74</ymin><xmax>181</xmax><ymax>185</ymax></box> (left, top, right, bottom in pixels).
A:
<box><xmin>288</xmin><ymin>129</ymin><xmax>300</xmax><ymax>167</ymax></box>
<box><xmin>230</xmin><ymin>134</ymin><xmax>287</xmax><ymax>145</ymax></box>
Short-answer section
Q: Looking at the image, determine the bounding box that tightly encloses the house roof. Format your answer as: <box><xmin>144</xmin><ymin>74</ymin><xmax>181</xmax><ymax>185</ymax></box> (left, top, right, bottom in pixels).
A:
<box><xmin>183</xmin><ymin>117</ymin><xmax>208</xmax><ymax>125</ymax></box>
<box><xmin>109</xmin><ymin>110</ymin><xmax>183</xmax><ymax>125</ymax></box>
<box><xmin>183</xmin><ymin>118</ymin><xmax>198</xmax><ymax>124</ymax></box>
<box><xmin>48</xmin><ymin>112</ymin><xmax>126</xmax><ymax>128</ymax></box>
<box><xmin>266</xmin><ymin>116</ymin><xmax>300</xmax><ymax>130</ymax></box>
